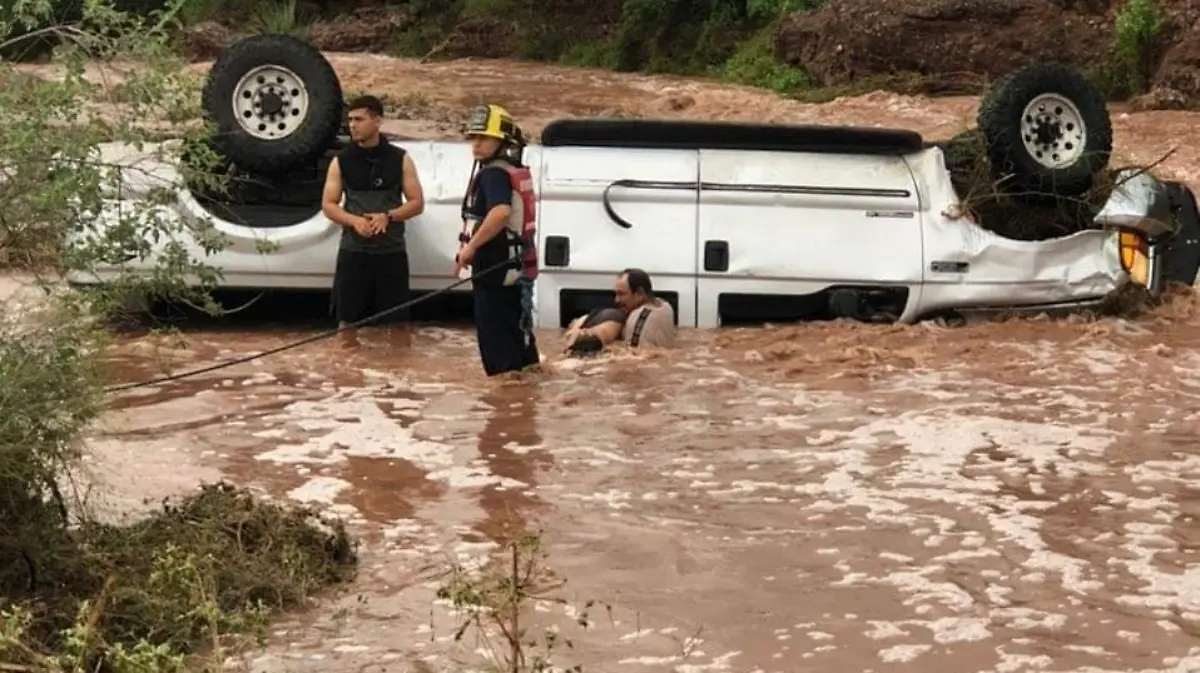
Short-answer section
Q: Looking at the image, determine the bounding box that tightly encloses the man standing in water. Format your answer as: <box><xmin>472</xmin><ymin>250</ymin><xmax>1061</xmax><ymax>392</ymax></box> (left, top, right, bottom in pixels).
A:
<box><xmin>321</xmin><ymin>95</ymin><xmax>425</xmax><ymax>345</ymax></box>
<box><xmin>456</xmin><ymin>104</ymin><xmax>541</xmax><ymax>376</ymax></box>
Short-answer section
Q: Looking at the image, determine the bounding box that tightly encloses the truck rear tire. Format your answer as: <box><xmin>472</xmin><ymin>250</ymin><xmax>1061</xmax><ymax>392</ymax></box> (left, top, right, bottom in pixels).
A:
<box><xmin>978</xmin><ymin>62</ymin><xmax>1112</xmax><ymax>201</ymax></box>
<box><xmin>201</xmin><ymin>34</ymin><xmax>344</xmax><ymax>173</ymax></box>
<box><xmin>1160</xmin><ymin>182</ymin><xmax>1200</xmax><ymax>287</ymax></box>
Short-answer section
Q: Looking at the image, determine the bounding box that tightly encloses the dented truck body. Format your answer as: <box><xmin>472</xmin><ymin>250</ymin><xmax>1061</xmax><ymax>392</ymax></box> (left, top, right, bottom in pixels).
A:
<box><xmin>63</xmin><ymin>34</ymin><xmax>1200</xmax><ymax>326</ymax></box>
<box><xmin>70</xmin><ymin>118</ymin><xmax>1200</xmax><ymax>327</ymax></box>
<box><xmin>63</xmin><ymin>35</ymin><xmax>1200</xmax><ymax>327</ymax></box>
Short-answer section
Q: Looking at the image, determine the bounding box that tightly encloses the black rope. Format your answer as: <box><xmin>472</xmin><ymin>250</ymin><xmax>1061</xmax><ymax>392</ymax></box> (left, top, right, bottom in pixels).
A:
<box><xmin>103</xmin><ymin>258</ymin><xmax>514</xmax><ymax>394</ymax></box>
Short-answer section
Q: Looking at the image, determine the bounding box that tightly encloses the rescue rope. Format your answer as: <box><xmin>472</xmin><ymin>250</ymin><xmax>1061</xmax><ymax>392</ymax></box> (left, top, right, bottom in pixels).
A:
<box><xmin>103</xmin><ymin>258</ymin><xmax>515</xmax><ymax>394</ymax></box>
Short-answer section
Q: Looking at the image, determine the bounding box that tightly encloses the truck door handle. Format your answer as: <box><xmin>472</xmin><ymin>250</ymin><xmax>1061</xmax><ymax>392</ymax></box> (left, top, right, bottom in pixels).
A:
<box><xmin>544</xmin><ymin>235</ymin><xmax>570</xmax><ymax>267</ymax></box>
<box><xmin>704</xmin><ymin>240</ymin><xmax>729</xmax><ymax>272</ymax></box>
<box><xmin>602</xmin><ymin>179</ymin><xmax>700</xmax><ymax>230</ymax></box>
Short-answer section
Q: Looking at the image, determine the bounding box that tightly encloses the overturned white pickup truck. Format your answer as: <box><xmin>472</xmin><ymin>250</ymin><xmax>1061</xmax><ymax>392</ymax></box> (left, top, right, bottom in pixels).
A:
<box><xmin>70</xmin><ymin>35</ymin><xmax>1200</xmax><ymax>328</ymax></box>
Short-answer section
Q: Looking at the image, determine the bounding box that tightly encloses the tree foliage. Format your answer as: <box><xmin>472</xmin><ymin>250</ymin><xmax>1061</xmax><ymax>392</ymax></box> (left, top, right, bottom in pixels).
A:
<box><xmin>0</xmin><ymin>3</ymin><xmax>355</xmax><ymax>671</ymax></box>
<box><xmin>0</xmin><ymin>0</ymin><xmax>227</xmax><ymax>544</ymax></box>
<box><xmin>0</xmin><ymin>0</ymin><xmax>225</xmax><ymax>527</ymax></box>
<box><xmin>0</xmin><ymin>0</ymin><xmax>223</xmax><ymax>539</ymax></box>
<box><xmin>1</xmin><ymin>0</ymin><xmax>230</xmax><ymax>306</ymax></box>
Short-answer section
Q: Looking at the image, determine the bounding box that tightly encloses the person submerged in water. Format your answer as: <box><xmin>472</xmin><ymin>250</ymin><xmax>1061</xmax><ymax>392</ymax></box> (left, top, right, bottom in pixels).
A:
<box><xmin>563</xmin><ymin>305</ymin><xmax>625</xmax><ymax>355</ymax></box>
<box><xmin>564</xmin><ymin>268</ymin><xmax>676</xmax><ymax>356</ymax></box>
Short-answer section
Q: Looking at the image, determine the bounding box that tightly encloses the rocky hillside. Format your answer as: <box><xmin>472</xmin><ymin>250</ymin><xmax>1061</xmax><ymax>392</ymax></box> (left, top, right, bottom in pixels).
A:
<box><xmin>178</xmin><ymin>0</ymin><xmax>796</xmax><ymax>74</ymax></box>
<box><xmin>167</xmin><ymin>0</ymin><xmax>1196</xmax><ymax>108</ymax></box>
<box><xmin>776</xmin><ymin>0</ymin><xmax>1200</xmax><ymax>107</ymax></box>
<box><xmin>12</xmin><ymin>0</ymin><xmax>1192</xmax><ymax>107</ymax></box>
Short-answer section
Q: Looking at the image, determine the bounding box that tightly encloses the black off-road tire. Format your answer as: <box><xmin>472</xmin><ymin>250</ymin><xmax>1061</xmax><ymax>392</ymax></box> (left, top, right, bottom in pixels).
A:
<box><xmin>978</xmin><ymin>62</ymin><xmax>1112</xmax><ymax>201</ymax></box>
<box><xmin>1160</xmin><ymin>182</ymin><xmax>1200</xmax><ymax>287</ymax></box>
<box><xmin>201</xmin><ymin>34</ymin><xmax>343</xmax><ymax>173</ymax></box>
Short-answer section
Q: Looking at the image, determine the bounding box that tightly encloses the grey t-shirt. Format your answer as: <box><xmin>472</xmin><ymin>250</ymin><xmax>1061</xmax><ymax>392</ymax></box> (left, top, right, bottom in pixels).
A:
<box><xmin>623</xmin><ymin>299</ymin><xmax>676</xmax><ymax>348</ymax></box>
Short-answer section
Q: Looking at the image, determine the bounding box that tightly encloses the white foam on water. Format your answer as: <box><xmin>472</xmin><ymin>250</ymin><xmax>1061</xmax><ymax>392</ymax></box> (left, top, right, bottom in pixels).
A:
<box><xmin>616</xmin><ymin>655</ymin><xmax>681</xmax><ymax>665</ymax></box>
<box><xmin>675</xmin><ymin>651</ymin><xmax>741</xmax><ymax>672</ymax></box>
<box><xmin>878</xmin><ymin>643</ymin><xmax>931</xmax><ymax>662</ymax></box>
<box><xmin>763</xmin><ymin>407</ymin><xmax>1145</xmax><ymax>657</ymax></box>
<box><xmin>254</xmin><ymin>395</ymin><xmax>455</xmax><ymax>468</ymax></box>
<box><xmin>427</xmin><ymin>465</ymin><xmax>526</xmax><ymax>489</ymax></box>
<box><xmin>619</xmin><ymin>628</ymin><xmax>656</xmax><ymax>642</ymax></box>
<box><xmin>864</xmin><ymin>621</ymin><xmax>909</xmax><ymax>640</ymax></box>
<box><xmin>286</xmin><ymin>476</ymin><xmax>351</xmax><ymax>504</ymax></box>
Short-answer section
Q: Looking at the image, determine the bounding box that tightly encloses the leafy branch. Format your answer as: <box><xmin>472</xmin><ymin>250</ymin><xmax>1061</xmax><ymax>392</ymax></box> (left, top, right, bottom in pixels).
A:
<box><xmin>435</xmin><ymin>530</ymin><xmax>613</xmax><ymax>673</ymax></box>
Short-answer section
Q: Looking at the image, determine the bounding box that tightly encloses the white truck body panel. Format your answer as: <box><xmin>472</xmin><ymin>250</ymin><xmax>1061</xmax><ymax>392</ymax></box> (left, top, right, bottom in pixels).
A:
<box><xmin>536</xmin><ymin>145</ymin><xmax>699</xmax><ymax>328</ymax></box>
<box><xmin>695</xmin><ymin>148</ymin><xmax>925</xmax><ymax>325</ymax></box>
<box><xmin>905</xmin><ymin>148</ymin><xmax>1125</xmax><ymax>319</ymax></box>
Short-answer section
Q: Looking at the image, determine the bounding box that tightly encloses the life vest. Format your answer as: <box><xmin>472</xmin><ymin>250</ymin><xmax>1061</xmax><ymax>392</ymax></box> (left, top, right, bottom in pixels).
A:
<box><xmin>492</xmin><ymin>159</ymin><xmax>539</xmax><ymax>282</ymax></box>
<box><xmin>459</xmin><ymin>158</ymin><xmax>539</xmax><ymax>284</ymax></box>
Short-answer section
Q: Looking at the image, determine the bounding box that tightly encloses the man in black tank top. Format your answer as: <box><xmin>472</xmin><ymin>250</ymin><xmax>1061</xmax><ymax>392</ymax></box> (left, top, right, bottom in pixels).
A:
<box><xmin>321</xmin><ymin>95</ymin><xmax>425</xmax><ymax>343</ymax></box>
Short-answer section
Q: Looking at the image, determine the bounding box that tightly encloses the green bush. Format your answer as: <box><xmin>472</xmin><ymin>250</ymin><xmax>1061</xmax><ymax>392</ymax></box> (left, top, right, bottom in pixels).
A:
<box><xmin>0</xmin><ymin>2</ymin><xmax>359</xmax><ymax>669</ymax></box>
<box><xmin>384</xmin><ymin>0</ymin><xmax>827</xmax><ymax>78</ymax></box>
<box><xmin>719</xmin><ymin>25</ymin><xmax>808</xmax><ymax>91</ymax></box>
<box><xmin>746</xmin><ymin>0</ymin><xmax>824</xmax><ymax>20</ymax></box>
<box><xmin>560</xmin><ymin>39</ymin><xmax>619</xmax><ymax>70</ymax></box>
<box><xmin>248</xmin><ymin>0</ymin><xmax>311</xmax><ymax>38</ymax></box>
<box><xmin>1111</xmin><ymin>0</ymin><xmax>1163</xmax><ymax>95</ymax></box>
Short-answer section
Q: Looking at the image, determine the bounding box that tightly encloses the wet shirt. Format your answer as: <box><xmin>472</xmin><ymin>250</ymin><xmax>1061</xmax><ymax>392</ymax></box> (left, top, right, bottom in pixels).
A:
<box><xmin>467</xmin><ymin>164</ymin><xmax>516</xmax><ymax>288</ymax></box>
<box><xmin>337</xmin><ymin>142</ymin><xmax>407</xmax><ymax>255</ymax></box>
<box><xmin>623</xmin><ymin>299</ymin><xmax>676</xmax><ymax>348</ymax></box>
<box><xmin>582</xmin><ymin>307</ymin><xmax>625</xmax><ymax>328</ymax></box>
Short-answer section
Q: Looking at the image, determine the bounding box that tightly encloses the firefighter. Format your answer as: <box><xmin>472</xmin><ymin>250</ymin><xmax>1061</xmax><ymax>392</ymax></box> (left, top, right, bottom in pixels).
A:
<box><xmin>456</xmin><ymin>104</ymin><xmax>541</xmax><ymax>376</ymax></box>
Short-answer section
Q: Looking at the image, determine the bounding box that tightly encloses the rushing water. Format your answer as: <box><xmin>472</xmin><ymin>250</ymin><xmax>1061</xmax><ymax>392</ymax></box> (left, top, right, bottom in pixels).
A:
<box><xmin>86</xmin><ymin>293</ymin><xmax>1200</xmax><ymax>673</ymax></box>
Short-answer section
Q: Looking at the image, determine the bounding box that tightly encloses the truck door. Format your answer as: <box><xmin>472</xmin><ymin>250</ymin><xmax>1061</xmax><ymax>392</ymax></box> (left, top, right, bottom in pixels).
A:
<box><xmin>696</xmin><ymin>149</ymin><xmax>924</xmax><ymax>325</ymax></box>
<box><xmin>536</xmin><ymin>146</ymin><xmax>699</xmax><ymax>328</ymax></box>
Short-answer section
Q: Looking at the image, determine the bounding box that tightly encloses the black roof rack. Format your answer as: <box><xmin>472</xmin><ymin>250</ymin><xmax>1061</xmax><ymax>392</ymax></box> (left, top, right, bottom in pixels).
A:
<box><xmin>540</xmin><ymin>118</ymin><xmax>925</xmax><ymax>156</ymax></box>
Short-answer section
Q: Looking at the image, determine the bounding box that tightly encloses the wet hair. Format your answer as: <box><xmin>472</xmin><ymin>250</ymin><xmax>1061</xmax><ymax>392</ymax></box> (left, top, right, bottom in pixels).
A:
<box><xmin>621</xmin><ymin>268</ymin><xmax>653</xmax><ymax>297</ymax></box>
<box><xmin>347</xmin><ymin>95</ymin><xmax>384</xmax><ymax>117</ymax></box>
<box><xmin>568</xmin><ymin>334</ymin><xmax>604</xmax><ymax>356</ymax></box>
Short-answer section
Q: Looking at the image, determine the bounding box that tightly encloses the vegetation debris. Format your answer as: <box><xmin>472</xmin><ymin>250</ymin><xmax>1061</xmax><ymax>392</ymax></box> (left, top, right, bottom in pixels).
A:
<box><xmin>941</xmin><ymin>129</ymin><xmax>1119</xmax><ymax>241</ymax></box>
<box><xmin>0</xmin><ymin>480</ymin><xmax>355</xmax><ymax>672</ymax></box>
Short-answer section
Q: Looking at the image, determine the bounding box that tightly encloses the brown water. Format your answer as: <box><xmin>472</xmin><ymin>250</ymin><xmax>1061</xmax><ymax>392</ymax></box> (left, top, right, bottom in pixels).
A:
<box><xmin>88</xmin><ymin>295</ymin><xmax>1200</xmax><ymax>673</ymax></box>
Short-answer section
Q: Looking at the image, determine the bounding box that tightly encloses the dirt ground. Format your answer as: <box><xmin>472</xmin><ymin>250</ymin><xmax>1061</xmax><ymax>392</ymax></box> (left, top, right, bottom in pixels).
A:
<box><xmin>15</xmin><ymin>53</ymin><xmax>1200</xmax><ymax>671</ymax></box>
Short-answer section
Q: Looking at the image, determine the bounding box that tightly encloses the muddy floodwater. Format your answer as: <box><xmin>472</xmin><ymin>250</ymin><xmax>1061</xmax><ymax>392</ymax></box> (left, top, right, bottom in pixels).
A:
<box><xmin>89</xmin><ymin>296</ymin><xmax>1200</xmax><ymax>673</ymax></box>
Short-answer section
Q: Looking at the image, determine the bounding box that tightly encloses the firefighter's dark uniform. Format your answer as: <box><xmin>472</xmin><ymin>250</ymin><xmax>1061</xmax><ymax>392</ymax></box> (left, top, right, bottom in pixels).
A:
<box><xmin>462</xmin><ymin>106</ymin><xmax>540</xmax><ymax>376</ymax></box>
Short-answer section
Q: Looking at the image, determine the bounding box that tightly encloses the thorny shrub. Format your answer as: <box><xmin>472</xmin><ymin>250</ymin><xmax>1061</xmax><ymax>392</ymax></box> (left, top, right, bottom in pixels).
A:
<box><xmin>0</xmin><ymin>1</ymin><xmax>358</xmax><ymax>670</ymax></box>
